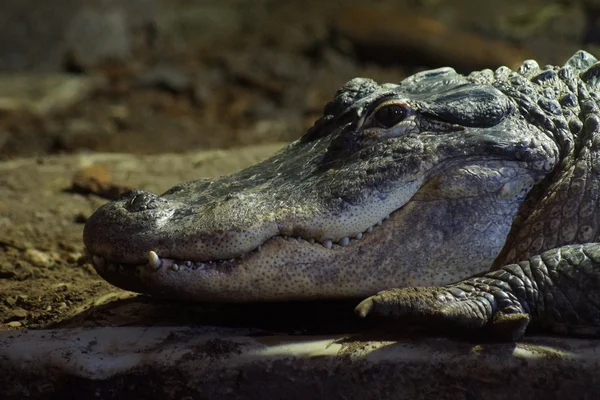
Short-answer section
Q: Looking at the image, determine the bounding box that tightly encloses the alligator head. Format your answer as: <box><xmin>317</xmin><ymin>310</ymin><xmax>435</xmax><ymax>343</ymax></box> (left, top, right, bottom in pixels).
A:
<box><xmin>84</xmin><ymin>67</ymin><xmax>559</xmax><ymax>301</ymax></box>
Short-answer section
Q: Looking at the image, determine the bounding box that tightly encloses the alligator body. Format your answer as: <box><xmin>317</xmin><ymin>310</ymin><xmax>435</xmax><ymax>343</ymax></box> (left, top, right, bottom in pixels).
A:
<box><xmin>84</xmin><ymin>51</ymin><xmax>600</xmax><ymax>340</ymax></box>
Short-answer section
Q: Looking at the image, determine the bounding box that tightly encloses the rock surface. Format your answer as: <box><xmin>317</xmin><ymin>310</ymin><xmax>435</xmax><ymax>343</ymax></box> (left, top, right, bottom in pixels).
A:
<box><xmin>2</xmin><ymin>326</ymin><xmax>600</xmax><ymax>399</ymax></box>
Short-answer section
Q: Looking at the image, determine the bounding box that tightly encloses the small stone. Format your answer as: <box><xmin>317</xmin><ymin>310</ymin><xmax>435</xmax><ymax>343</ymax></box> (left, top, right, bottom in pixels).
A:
<box><xmin>54</xmin><ymin>283</ymin><xmax>69</xmax><ymax>292</ymax></box>
<box><xmin>3</xmin><ymin>296</ymin><xmax>16</xmax><ymax>307</ymax></box>
<box><xmin>64</xmin><ymin>252</ymin><xmax>80</xmax><ymax>263</ymax></box>
<box><xmin>72</xmin><ymin>164</ymin><xmax>111</xmax><ymax>191</ymax></box>
<box><xmin>71</xmin><ymin>164</ymin><xmax>132</xmax><ymax>200</ymax></box>
<box><xmin>9</xmin><ymin>308</ymin><xmax>28</xmax><ymax>319</ymax></box>
<box><xmin>24</xmin><ymin>248</ymin><xmax>53</xmax><ymax>268</ymax></box>
<box><xmin>6</xmin><ymin>321</ymin><xmax>22</xmax><ymax>328</ymax></box>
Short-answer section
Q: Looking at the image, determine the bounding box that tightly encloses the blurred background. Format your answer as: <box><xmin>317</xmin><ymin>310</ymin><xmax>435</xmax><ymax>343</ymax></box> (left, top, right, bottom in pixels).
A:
<box><xmin>0</xmin><ymin>0</ymin><xmax>598</xmax><ymax>159</ymax></box>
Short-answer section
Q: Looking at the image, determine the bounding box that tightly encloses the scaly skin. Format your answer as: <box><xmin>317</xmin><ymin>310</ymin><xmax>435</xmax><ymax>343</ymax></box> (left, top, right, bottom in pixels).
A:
<box><xmin>357</xmin><ymin>244</ymin><xmax>600</xmax><ymax>341</ymax></box>
<box><xmin>84</xmin><ymin>51</ymin><xmax>600</xmax><ymax>340</ymax></box>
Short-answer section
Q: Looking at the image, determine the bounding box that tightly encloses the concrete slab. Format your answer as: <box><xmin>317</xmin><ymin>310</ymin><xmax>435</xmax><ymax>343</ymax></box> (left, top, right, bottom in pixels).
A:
<box><xmin>2</xmin><ymin>326</ymin><xmax>600</xmax><ymax>399</ymax></box>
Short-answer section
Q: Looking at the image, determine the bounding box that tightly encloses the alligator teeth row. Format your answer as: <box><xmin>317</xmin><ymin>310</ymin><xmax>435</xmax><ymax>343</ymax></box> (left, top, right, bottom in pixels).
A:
<box><xmin>86</xmin><ymin>254</ymin><xmax>124</xmax><ymax>272</ymax></box>
<box><xmin>147</xmin><ymin>250</ymin><xmax>237</xmax><ymax>272</ymax></box>
<box><xmin>89</xmin><ymin>214</ymin><xmax>392</xmax><ymax>273</ymax></box>
<box><xmin>279</xmin><ymin>213</ymin><xmax>389</xmax><ymax>249</ymax></box>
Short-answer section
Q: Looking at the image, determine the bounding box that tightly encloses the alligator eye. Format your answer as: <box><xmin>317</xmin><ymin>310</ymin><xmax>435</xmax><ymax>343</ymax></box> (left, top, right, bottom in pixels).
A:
<box><xmin>372</xmin><ymin>103</ymin><xmax>408</xmax><ymax>128</ymax></box>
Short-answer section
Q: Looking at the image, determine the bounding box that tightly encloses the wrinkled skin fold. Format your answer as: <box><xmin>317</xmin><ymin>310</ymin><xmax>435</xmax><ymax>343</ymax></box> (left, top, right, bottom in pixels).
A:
<box><xmin>84</xmin><ymin>50</ymin><xmax>600</xmax><ymax>340</ymax></box>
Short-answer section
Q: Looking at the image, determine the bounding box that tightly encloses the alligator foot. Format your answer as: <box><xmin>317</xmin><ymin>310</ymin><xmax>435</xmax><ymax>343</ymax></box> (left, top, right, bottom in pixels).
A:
<box><xmin>358</xmin><ymin>244</ymin><xmax>600</xmax><ymax>341</ymax></box>
<box><xmin>356</xmin><ymin>284</ymin><xmax>530</xmax><ymax>341</ymax></box>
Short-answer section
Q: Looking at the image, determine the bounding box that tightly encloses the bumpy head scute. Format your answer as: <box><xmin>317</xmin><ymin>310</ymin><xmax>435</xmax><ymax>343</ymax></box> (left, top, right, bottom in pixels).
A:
<box><xmin>517</xmin><ymin>59</ymin><xmax>540</xmax><ymax>78</ymax></box>
<box><xmin>304</xmin><ymin>69</ymin><xmax>473</xmax><ymax>143</ymax></box>
<box><xmin>580</xmin><ymin>62</ymin><xmax>600</xmax><ymax>87</ymax></box>
<box><xmin>303</xmin><ymin>78</ymin><xmax>381</xmax><ymax>142</ymax></box>
<box><xmin>418</xmin><ymin>85</ymin><xmax>512</xmax><ymax>128</ymax></box>
<box><xmin>324</xmin><ymin>78</ymin><xmax>380</xmax><ymax>116</ymax></box>
<box><xmin>531</xmin><ymin>70</ymin><xmax>558</xmax><ymax>85</ymax></box>
<box><xmin>510</xmin><ymin>50</ymin><xmax>600</xmax><ymax>160</ymax></box>
<box><xmin>485</xmin><ymin>51</ymin><xmax>600</xmax><ymax>158</ymax></box>
<box><xmin>565</xmin><ymin>50</ymin><xmax>598</xmax><ymax>73</ymax></box>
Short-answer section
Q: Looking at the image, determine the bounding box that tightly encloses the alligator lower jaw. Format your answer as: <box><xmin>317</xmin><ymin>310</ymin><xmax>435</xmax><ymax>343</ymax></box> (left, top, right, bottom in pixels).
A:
<box><xmin>86</xmin><ymin>212</ymin><xmax>392</xmax><ymax>274</ymax></box>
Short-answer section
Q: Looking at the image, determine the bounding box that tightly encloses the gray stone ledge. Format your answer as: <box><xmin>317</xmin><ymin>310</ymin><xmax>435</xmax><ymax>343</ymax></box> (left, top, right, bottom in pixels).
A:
<box><xmin>2</xmin><ymin>326</ymin><xmax>600</xmax><ymax>399</ymax></box>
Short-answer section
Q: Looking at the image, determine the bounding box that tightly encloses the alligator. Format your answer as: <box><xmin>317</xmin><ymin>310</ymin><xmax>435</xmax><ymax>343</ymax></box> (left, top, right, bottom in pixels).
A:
<box><xmin>84</xmin><ymin>50</ymin><xmax>600</xmax><ymax>341</ymax></box>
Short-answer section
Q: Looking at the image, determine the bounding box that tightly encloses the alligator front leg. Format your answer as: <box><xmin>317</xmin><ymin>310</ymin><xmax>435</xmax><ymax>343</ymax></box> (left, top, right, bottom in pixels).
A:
<box><xmin>356</xmin><ymin>243</ymin><xmax>600</xmax><ymax>341</ymax></box>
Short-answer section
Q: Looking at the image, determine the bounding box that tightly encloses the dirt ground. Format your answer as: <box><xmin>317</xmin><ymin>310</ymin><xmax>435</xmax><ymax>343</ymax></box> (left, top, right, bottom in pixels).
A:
<box><xmin>0</xmin><ymin>0</ymin><xmax>598</xmax><ymax>332</ymax></box>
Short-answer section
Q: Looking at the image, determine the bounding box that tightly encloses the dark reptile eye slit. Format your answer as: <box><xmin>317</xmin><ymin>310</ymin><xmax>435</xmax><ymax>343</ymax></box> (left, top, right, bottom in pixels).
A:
<box><xmin>372</xmin><ymin>103</ymin><xmax>408</xmax><ymax>128</ymax></box>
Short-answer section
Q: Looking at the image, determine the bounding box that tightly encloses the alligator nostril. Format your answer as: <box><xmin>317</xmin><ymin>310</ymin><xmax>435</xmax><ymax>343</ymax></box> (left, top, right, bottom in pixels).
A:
<box><xmin>124</xmin><ymin>190</ymin><xmax>164</xmax><ymax>212</ymax></box>
<box><xmin>118</xmin><ymin>189</ymin><xmax>143</xmax><ymax>201</ymax></box>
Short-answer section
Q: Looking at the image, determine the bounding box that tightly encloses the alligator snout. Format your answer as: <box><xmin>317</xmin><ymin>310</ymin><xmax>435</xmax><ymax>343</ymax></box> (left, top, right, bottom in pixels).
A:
<box><xmin>83</xmin><ymin>181</ymin><xmax>284</xmax><ymax>268</ymax></box>
<box><xmin>83</xmin><ymin>189</ymin><xmax>179</xmax><ymax>265</ymax></box>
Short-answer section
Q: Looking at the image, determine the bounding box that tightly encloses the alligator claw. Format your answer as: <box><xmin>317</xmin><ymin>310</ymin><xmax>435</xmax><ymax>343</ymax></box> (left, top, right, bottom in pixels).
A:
<box><xmin>356</xmin><ymin>287</ymin><xmax>449</xmax><ymax>320</ymax></box>
<box><xmin>355</xmin><ymin>297</ymin><xmax>375</xmax><ymax>318</ymax></box>
<box><xmin>356</xmin><ymin>286</ymin><xmax>531</xmax><ymax>341</ymax></box>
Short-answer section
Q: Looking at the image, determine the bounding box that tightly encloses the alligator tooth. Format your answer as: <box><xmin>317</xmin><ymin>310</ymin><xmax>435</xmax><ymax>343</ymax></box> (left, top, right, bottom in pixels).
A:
<box><xmin>376</xmin><ymin>220</ymin><xmax>382</xmax><ymax>226</ymax></box>
<box><xmin>338</xmin><ymin>236</ymin><xmax>350</xmax><ymax>246</ymax></box>
<box><xmin>257</xmin><ymin>245</ymin><xmax>262</xmax><ymax>252</ymax></box>
<box><xmin>366</xmin><ymin>226</ymin><xmax>374</xmax><ymax>233</ymax></box>
<box><xmin>354</xmin><ymin>232</ymin><xmax>363</xmax><ymax>240</ymax></box>
<box><xmin>383</xmin><ymin>214</ymin><xmax>390</xmax><ymax>220</ymax></box>
<box><xmin>148</xmin><ymin>251</ymin><xmax>162</xmax><ymax>269</ymax></box>
<box><xmin>169</xmin><ymin>263</ymin><xmax>180</xmax><ymax>272</ymax></box>
<box><xmin>185</xmin><ymin>261</ymin><xmax>193</xmax><ymax>268</ymax></box>
<box><xmin>323</xmin><ymin>239</ymin><xmax>333</xmax><ymax>249</ymax></box>
<box><xmin>92</xmin><ymin>255</ymin><xmax>105</xmax><ymax>268</ymax></box>
<box><xmin>309</xmin><ymin>238</ymin><xmax>315</xmax><ymax>244</ymax></box>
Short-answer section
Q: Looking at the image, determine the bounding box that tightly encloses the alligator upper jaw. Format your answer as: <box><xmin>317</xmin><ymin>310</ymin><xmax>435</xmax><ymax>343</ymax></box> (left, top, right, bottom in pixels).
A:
<box><xmin>85</xmin><ymin>208</ymin><xmax>393</xmax><ymax>271</ymax></box>
<box><xmin>82</xmin><ymin>175</ymin><xmax>422</xmax><ymax>268</ymax></box>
